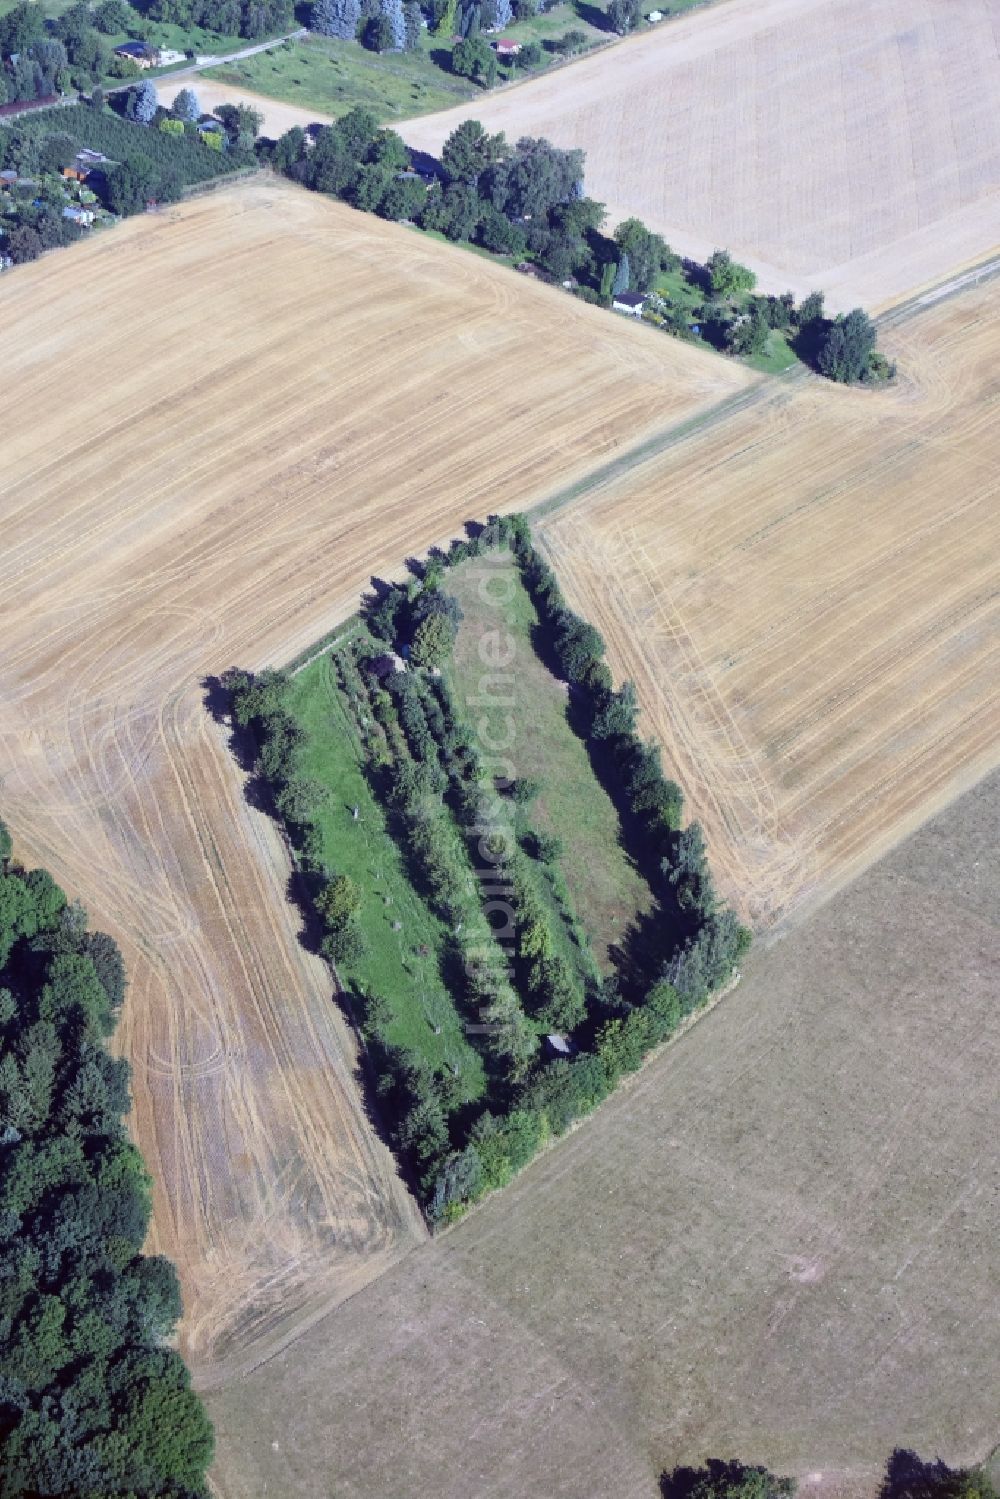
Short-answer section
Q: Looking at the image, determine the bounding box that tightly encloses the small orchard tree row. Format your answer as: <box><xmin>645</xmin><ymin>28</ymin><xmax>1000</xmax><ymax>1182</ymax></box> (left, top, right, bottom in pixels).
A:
<box><xmin>226</xmin><ymin>659</ymin><xmax>540</xmax><ymax>1207</ymax></box>
<box><xmin>0</xmin><ymin>816</ymin><xmax>214</xmax><ymax>1496</ymax></box>
<box><xmin>371</xmin><ymin>676</ymin><xmax>541</xmax><ymax>1084</ymax></box>
<box><xmin>227</xmin><ymin>515</ymin><xmax>748</xmax><ymax>1224</ymax></box>
<box><xmin>361</xmin><ymin>623</ymin><xmax>598</xmax><ymax>1040</ymax></box>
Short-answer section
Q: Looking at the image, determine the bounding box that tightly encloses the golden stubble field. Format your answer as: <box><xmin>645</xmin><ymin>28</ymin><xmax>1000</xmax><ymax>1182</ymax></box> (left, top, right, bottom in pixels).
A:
<box><xmin>0</xmin><ymin>174</ymin><xmax>751</xmax><ymax>1379</ymax></box>
<box><xmin>537</xmin><ymin>273</ymin><xmax>1000</xmax><ymax>931</ymax></box>
<box><xmin>207</xmin><ymin>768</ymin><xmax>1000</xmax><ymax>1498</ymax></box>
<box><xmin>401</xmin><ymin>0</ymin><xmax>1000</xmax><ymax>310</ymax></box>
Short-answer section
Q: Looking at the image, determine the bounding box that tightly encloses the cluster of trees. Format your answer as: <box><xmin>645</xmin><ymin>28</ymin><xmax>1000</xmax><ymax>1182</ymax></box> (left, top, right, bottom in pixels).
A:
<box><xmin>0</xmin><ymin>5</ymin><xmax>68</xmax><ymax>103</ymax></box>
<box><xmin>0</xmin><ymin>1</ymin><xmax>78</xmax><ymax>107</ymax></box>
<box><xmin>428</xmin><ymin>123</ymin><xmax>597</xmax><ymax>276</ymax></box>
<box><xmin>0</xmin><ymin>125</ymin><xmax>92</xmax><ymax>261</ymax></box>
<box><xmin>267</xmin><ymin>105</ymin><xmax>428</xmax><ymax>221</ymax></box>
<box><xmin>211</xmin><ymin>96</ymin><xmax>898</xmax><ymax>388</ymax></box>
<box><xmin>661</xmin><ymin>1460</ymin><xmax>796</xmax><ymax>1499</ymax></box>
<box><xmin>0</xmin><ymin>0</ymin><xmax>151</xmax><ymax>99</ymax></box>
<box><xmin>49</xmin><ymin>0</ymin><xmax>143</xmax><ymax>86</ymax></box>
<box><xmin>0</xmin><ymin>46</ymin><xmax>66</xmax><ymax>109</ymax></box>
<box><xmin>726</xmin><ymin>292</ymin><xmax>892</xmax><ymax>383</ymax></box>
<box><xmin>148</xmin><ymin>0</ymin><xmax>294</xmax><ymax>41</ymax></box>
<box><xmin>660</xmin><ymin>1454</ymin><xmax>1000</xmax><ymax>1499</ymax></box>
<box><xmin>0</xmin><ymin>0</ymin><xmax>290</xmax><ymax>103</ymax></box>
<box><xmin>639</xmin><ymin>251</ymin><xmax>892</xmax><ymax>382</ymax></box>
<box><xmin>357</xmin><ymin>520</ymin><xmax>746</xmax><ymax>1214</ymax></box>
<box><xmin>0</xmin><ymin>817</ymin><xmax>214</xmax><ymax>1495</ymax></box>
<box><xmin>426</xmin><ymin>0</ymin><xmax>539</xmax><ymax>29</ymax></box>
<box><xmin>312</xmin><ymin>0</ymin><xmax>420</xmax><ymax>52</ymax></box>
<box><xmin>368</xmin><ymin>566</ymin><xmax>463</xmax><ymax>668</ymax></box>
<box><xmin>267</xmin><ymin>109</ymin><xmax>597</xmax><ymax>265</ymax></box>
<box><xmin>225</xmin><ymin>664</ymin><xmax>313</xmax><ymax>835</ymax></box>
<box><xmin>227</xmin><ymin>514</ymin><xmax>749</xmax><ymax>1225</ymax></box>
<box><xmin>607</xmin><ymin>0</ymin><xmax>640</xmax><ymax>32</ymax></box>
<box><xmin>0</xmin><ymin>96</ymin><xmax>258</xmax><ymax>239</ymax></box>
<box><xmin>595</xmin><ymin>215</ymin><xmax>678</xmax><ymax>298</ymax></box>
<box><xmin>817</xmin><ymin>304</ymin><xmax>892</xmax><ymax>383</ymax></box>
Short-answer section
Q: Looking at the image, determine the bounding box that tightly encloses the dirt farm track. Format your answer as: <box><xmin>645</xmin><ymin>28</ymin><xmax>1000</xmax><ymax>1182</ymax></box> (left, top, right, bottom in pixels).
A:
<box><xmin>0</xmin><ymin>176</ymin><xmax>750</xmax><ymax>1377</ymax></box>
<box><xmin>401</xmin><ymin>0</ymin><xmax>1000</xmax><ymax>311</ymax></box>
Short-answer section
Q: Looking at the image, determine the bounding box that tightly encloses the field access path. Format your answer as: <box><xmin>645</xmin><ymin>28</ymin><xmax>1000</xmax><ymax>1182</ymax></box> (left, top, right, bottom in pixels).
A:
<box><xmin>0</xmin><ymin>176</ymin><xmax>751</xmax><ymax>1380</ymax></box>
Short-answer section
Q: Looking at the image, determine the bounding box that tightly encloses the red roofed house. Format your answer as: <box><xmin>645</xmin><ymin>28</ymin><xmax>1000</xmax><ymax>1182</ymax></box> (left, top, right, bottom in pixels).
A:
<box><xmin>494</xmin><ymin>38</ymin><xmax>522</xmax><ymax>56</ymax></box>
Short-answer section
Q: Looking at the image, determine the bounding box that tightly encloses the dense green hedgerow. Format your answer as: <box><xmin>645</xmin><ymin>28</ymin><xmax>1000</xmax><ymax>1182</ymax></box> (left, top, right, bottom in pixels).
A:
<box><xmin>227</xmin><ymin>517</ymin><xmax>750</xmax><ymax>1225</ymax></box>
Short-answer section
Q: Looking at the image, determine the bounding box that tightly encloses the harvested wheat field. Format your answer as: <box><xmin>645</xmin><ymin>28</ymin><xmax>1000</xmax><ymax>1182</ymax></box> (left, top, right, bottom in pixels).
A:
<box><xmin>401</xmin><ymin>0</ymin><xmax>1000</xmax><ymax>310</ymax></box>
<box><xmin>0</xmin><ymin>174</ymin><xmax>749</xmax><ymax>1379</ymax></box>
<box><xmin>208</xmin><ymin>768</ymin><xmax>1000</xmax><ymax>1498</ymax></box>
<box><xmin>537</xmin><ymin>273</ymin><xmax>1000</xmax><ymax>931</ymax></box>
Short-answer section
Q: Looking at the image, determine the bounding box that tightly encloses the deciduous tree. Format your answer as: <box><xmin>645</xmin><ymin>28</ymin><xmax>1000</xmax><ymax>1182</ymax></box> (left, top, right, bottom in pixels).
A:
<box><xmin>818</xmin><ymin>307</ymin><xmax>876</xmax><ymax>383</ymax></box>
<box><xmin>441</xmin><ymin>117</ymin><xmax>508</xmax><ymax>184</ymax></box>
<box><xmin>172</xmin><ymin>86</ymin><xmax>200</xmax><ymax>120</ymax></box>
<box><xmin>452</xmin><ymin>34</ymin><xmax>497</xmax><ymax>84</ymax></box>
<box><xmin>707</xmin><ymin>247</ymin><xmax>756</xmax><ymax>298</ymax></box>
<box><xmin>607</xmin><ymin>0</ymin><xmax>639</xmax><ymax>32</ymax></box>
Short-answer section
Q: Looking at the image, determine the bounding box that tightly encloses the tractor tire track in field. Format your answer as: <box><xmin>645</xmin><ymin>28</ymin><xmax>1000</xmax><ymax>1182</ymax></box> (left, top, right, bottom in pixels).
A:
<box><xmin>0</xmin><ymin>175</ymin><xmax>751</xmax><ymax>1379</ymax></box>
<box><xmin>535</xmin><ymin>272</ymin><xmax>1000</xmax><ymax>934</ymax></box>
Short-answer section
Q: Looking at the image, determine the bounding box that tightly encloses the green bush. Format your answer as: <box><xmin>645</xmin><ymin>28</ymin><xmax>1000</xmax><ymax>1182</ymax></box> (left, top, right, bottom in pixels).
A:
<box><xmin>471</xmin><ymin>1107</ymin><xmax>544</xmax><ymax>1190</ymax></box>
<box><xmin>317</xmin><ymin>872</ymin><xmax>362</xmax><ymax>930</ymax></box>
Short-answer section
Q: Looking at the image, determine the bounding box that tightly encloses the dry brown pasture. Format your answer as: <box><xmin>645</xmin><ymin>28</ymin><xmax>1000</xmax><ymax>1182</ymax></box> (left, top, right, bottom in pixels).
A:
<box><xmin>400</xmin><ymin>0</ymin><xmax>1000</xmax><ymax>310</ymax></box>
<box><xmin>537</xmin><ymin>273</ymin><xmax>1000</xmax><ymax>932</ymax></box>
<box><xmin>207</xmin><ymin>767</ymin><xmax>1000</xmax><ymax>1499</ymax></box>
<box><xmin>0</xmin><ymin>174</ymin><xmax>750</xmax><ymax>1379</ymax></box>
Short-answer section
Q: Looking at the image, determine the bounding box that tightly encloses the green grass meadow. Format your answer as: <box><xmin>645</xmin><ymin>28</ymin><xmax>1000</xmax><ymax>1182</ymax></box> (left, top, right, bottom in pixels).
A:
<box><xmin>286</xmin><ymin>653</ymin><xmax>486</xmax><ymax>1099</ymax></box>
<box><xmin>211</xmin><ymin>32</ymin><xmax>478</xmax><ymax>120</ymax></box>
<box><xmin>284</xmin><ymin>542</ymin><xmax>652</xmax><ymax>1102</ymax></box>
<box><xmin>445</xmin><ymin>552</ymin><xmax>652</xmax><ymax>969</ymax></box>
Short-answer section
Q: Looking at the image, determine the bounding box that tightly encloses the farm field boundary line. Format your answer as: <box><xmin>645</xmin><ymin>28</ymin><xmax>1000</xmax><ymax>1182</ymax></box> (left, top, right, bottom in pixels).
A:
<box><xmin>269</xmin><ymin>375</ymin><xmax>771</xmax><ymax>678</ymax></box>
<box><xmin>527</xmin><ymin>368</ymin><xmax>796</xmax><ymax>527</ymax></box>
<box><xmin>532</xmin><ymin>273</ymin><xmax>1000</xmax><ymax>933</ymax></box>
<box><xmin>528</xmin><ymin>248</ymin><xmax>1000</xmax><ymax>535</ymax></box>
<box><xmin>875</xmin><ymin>251</ymin><xmax>1000</xmax><ymax>328</ymax></box>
